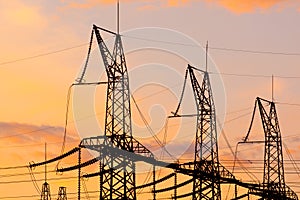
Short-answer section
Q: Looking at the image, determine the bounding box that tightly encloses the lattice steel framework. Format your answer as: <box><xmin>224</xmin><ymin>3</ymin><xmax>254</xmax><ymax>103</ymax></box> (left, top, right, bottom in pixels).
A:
<box><xmin>57</xmin><ymin>187</ymin><xmax>67</xmax><ymax>200</ymax></box>
<box><xmin>41</xmin><ymin>182</ymin><xmax>51</xmax><ymax>200</ymax></box>
<box><xmin>257</xmin><ymin>98</ymin><xmax>286</xmax><ymax>199</ymax></box>
<box><xmin>93</xmin><ymin>24</ymin><xmax>135</xmax><ymax>199</ymax></box>
<box><xmin>76</xmin><ymin>23</ymin><xmax>136</xmax><ymax>199</ymax></box>
<box><xmin>188</xmin><ymin>65</ymin><xmax>221</xmax><ymax>200</ymax></box>
<box><xmin>41</xmin><ymin>143</ymin><xmax>51</xmax><ymax>200</ymax></box>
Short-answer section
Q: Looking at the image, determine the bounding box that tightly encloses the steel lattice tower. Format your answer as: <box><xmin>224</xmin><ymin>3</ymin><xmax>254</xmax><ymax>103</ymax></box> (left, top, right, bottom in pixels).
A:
<box><xmin>97</xmin><ymin>29</ymin><xmax>135</xmax><ymax>200</ymax></box>
<box><xmin>188</xmin><ymin>65</ymin><xmax>221</xmax><ymax>200</ymax></box>
<box><xmin>41</xmin><ymin>143</ymin><xmax>51</xmax><ymax>200</ymax></box>
<box><xmin>78</xmin><ymin>3</ymin><xmax>155</xmax><ymax>199</ymax></box>
<box><xmin>41</xmin><ymin>182</ymin><xmax>51</xmax><ymax>200</ymax></box>
<box><xmin>57</xmin><ymin>187</ymin><xmax>67</xmax><ymax>200</ymax></box>
<box><xmin>78</xmin><ymin>6</ymin><xmax>136</xmax><ymax>197</ymax></box>
<box><xmin>78</xmin><ymin>2</ymin><xmax>136</xmax><ymax>199</ymax></box>
<box><xmin>257</xmin><ymin>98</ymin><xmax>286</xmax><ymax>199</ymax></box>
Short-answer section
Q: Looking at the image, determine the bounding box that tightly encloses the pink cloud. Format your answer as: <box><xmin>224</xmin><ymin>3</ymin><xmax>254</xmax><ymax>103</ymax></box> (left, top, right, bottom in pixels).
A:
<box><xmin>0</xmin><ymin>122</ymin><xmax>80</xmax><ymax>166</ymax></box>
<box><xmin>216</xmin><ymin>0</ymin><xmax>292</xmax><ymax>13</ymax></box>
<box><xmin>63</xmin><ymin>0</ymin><xmax>299</xmax><ymax>13</ymax></box>
<box><xmin>65</xmin><ymin>0</ymin><xmax>141</xmax><ymax>9</ymax></box>
<box><xmin>137</xmin><ymin>4</ymin><xmax>158</xmax><ymax>11</ymax></box>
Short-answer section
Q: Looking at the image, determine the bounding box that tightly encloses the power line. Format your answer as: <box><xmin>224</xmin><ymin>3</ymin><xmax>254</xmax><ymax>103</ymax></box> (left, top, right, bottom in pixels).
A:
<box><xmin>0</xmin><ymin>169</ymin><xmax>56</xmax><ymax>178</ymax></box>
<box><xmin>210</xmin><ymin>72</ymin><xmax>300</xmax><ymax>79</ymax></box>
<box><xmin>131</xmin><ymin>93</ymin><xmax>175</xmax><ymax>159</ymax></box>
<box><xmin>123</xmin><ymin>34</ymin><xmax>300</xmax><ymax>56</ymax></box>
<box><xmin>0</xmin><ymin>35</ymin><xmax>299</xmax><ymax>73</ymax></box>
<box><xmin>0</xmin><ymin>125</ymin><xmax>62</xmax><ymax>140</ymax></box>
<box><xmin>2</xmin><ymin>26</ymin><xmax>300</xmax><ymax>199</ymax></box>
<box><xmin>0</xmin><ymin>191</ymin><xmax>100</xmax><ymax>199</ymax></box>
<box><xmin>210</xmin><ymin>72</ymin><xmax>270</xmax><ymax>78</ymax></box>
<box><xmin>0</xmin><ymin>140</ymin><xmax>78</xmax><ymax>149</ymax></box>
<box><xmin>0</xmin><ymin>194</ymin><xmax>40</xmax><ymax>199</ymax></box>
<box><xmin>277</xmin><ymin>102</ymin><xmax>300</xmax><ymax>107</ymax></box>
<box><xmin>0</xmin><ymin>165</ymin><xmax>28</xmax><ymax>170</ymax></box>
<box><xmin>0</xmin><ymin>176</ymin><xmax>77</xmax><ymax>185</ymax></box>
<box><xmin>209</xmin><ymin>46</ymin><xmax>300</xmax><ymax>56</ymax></box>
<box><xmin>224</xmin><ymin>111</ymin><xmax>253</xmax><ymax>124</ymax></box>
<box><xmin>0</xmin><ymin>81</ymin><xmax>181</xmax><ymax>145</ymax></box>
<box><xmin>0</xmin><ymin>43</ymin><xmax>90</xmax><ymax>66</ymax></box>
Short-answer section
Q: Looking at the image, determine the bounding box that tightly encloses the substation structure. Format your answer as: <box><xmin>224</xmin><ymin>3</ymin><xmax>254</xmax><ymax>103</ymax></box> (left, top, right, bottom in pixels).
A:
<box><xmin>30</xmin><ymin>24</ymin><xmax>298</xmax><ymax>200</ymax></box>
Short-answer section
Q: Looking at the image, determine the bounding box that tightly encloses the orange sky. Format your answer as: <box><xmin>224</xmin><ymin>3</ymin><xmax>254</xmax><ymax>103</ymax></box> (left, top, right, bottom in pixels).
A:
<box><xmin>1</xmin><ymin>0</ymin><xmax>300</xmax><ymax>199</ymax></box>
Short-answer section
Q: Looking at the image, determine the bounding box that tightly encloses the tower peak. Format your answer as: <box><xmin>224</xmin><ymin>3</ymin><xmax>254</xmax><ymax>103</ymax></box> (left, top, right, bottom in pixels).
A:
<box><xmin>117</xmin><ymin>0</ymin><xmax>120</xmax><ymax>34</ymax></box>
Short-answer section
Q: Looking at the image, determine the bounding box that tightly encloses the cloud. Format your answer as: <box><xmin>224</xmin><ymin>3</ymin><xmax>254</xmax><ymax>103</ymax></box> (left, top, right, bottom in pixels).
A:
<box><xmin>167</xmin><ymin>0</ymin><xmax>190</xmax><ymax>7</ymax></box>
<box><xmin>0</xmin><ymin>122</ymin><xmax>80</xmax><ymax>166</ymax></box>
<box><xmin>168</xmin><ymin>0</ymin><xmax>297</xmax><ymax>12</ymax></box>
<box><xmin>63</xmin><ymin>0</ymin><xmax>187</xmax><ymax>9</ymax></box>
<box><xmin>65</xmin><ymin>0</ymin><xmax>139</xmax><ymax>9</ymax></box>
<box><xmin>137</xmin><ymin>4</ymin><xmax>158</xmax><ymax>11</ymax></box>
<box><xmin>62</xmin><ymin>0</ymin><xmax>298</xmax><ymax>13</ymax></box>
<box><xmin>215</xmin><ymin>0</ymin><xmax>292</xmax><ymax>13</ymax></box>
<box><xmin>0</xmin><ymin>121</ymin><xmax>97</xmax><ymax>196</ymax></box>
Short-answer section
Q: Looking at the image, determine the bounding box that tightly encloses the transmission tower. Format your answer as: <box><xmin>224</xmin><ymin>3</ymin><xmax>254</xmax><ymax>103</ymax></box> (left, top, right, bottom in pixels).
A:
<box><xmin>26</xmin><ymin>3</ymin><xmax>299</xmax><ymax>199</ymax></box>
<box><xmin>95</xmin><ymin>15</ymin><xmax>135</xmax><ymax>200</ymax></box>
<box><xmin>41</xmin><ymin>143</ymin><xmax>51</xmax><ymax>200</ymax></box>
<box><xmin>257</xmin><ymin>98</ymin><xmax>285</xmax><ymax>198</ymax></box>
<box><xmin>257</xmin><ymin>98</ymin><xmax>286</xmax><ymax>199</ymax></box>
<box><xmin>243</xmin><ymin>97</ymin><xmax>299</xmax><ymax>199</ymax></box>
<box><xmin>57</xmin><ymin>187</ymin><xmax>67</xmax><ymax>200</ymax></box>
<box><xmin>188</xmin><ymin>65</ymin><xmax>221</xmax><ymax>200</ymax></box>
<box><xmin>41</xmin><ymin>183</ymin><xmax>51</xmax><ymax>200</ymax></box>
<box><xmin>78</xmin><ymin>2</ymin><xmax>138</xmax><ymax>199</ymax></box>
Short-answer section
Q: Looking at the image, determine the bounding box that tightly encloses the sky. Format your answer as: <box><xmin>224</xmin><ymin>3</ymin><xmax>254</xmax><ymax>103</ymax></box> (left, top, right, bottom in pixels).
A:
<box><xmin>1</xmin><ymin>0</ymin><xmax>300</xmax><ymax>199</ymax></box>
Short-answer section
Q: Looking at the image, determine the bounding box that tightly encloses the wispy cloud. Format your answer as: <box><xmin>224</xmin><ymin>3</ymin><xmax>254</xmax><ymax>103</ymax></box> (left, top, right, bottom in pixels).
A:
<box><xmin>62</xmin><ymin>0</ymin><xmax>299</xmax><ymax>13</ymax></box>
<box><xmin>0</xmin><ymin>122</ymin><xmax>79</xmax><ymax>166</ymax></box>
<box><xmin>215</xmin><ymin>0</ymin><xmax>294</xmax><ymax>13</ymax></box>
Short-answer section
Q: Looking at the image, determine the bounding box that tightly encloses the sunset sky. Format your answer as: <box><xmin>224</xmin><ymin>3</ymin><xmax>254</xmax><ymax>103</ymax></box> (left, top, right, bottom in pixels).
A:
<box><xmin>1</xmin><ymin>0</ymin><xmax>300</xmax><ymax>199</ymax></box>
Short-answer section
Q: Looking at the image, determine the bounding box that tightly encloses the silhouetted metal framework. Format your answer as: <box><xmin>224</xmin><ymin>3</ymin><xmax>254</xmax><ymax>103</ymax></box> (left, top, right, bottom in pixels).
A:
<box><xmin>41</xmin><ymin>182</ymin><xmax>51</xmax><ymax>200</ymax></box>
<box><xmin>171</xmin><ymin>64</ymin><xmax>229</xmax><ymax>199</ymax></box>
<box><xmin>259</xmin><ymin>98</ymin><xmax>285</xmax><ymax>198</ymax></box>
<box><xmin>41</xmin><ymin>143</ymin><xmax>51</xmax><ymax>200</ymax></box>
<box><xmin>31</xmin><ymin>132</ymin><xmax>297</xmax><ymax>199</ymax></box>
<box><xmin>28</xmin><ymin>23</ymin><xmax>298</xmax><ymax>200</ymax></box>
<box><xmin>77</xmin><ymin>23</ymin><xmax>156</xmax><ymax>199</ymax></box>
<box><xmin>57</xmin><ymin>187</ymin><xmax>67</xmax><ymax>200</ymax></box>
<box><xmin>185</xmin><ymin>65</ymin><xmax>221</xmax><ymax>199</ymax></box>
<box><xmin>93</xmin><ymin>24</ymin><xmax>134</xmax><ymax>199</ymax></box>
<box><xmin>243</xmin><ymin>97</ymin><xmax>298</xmax><ymax>199</ymax></box>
